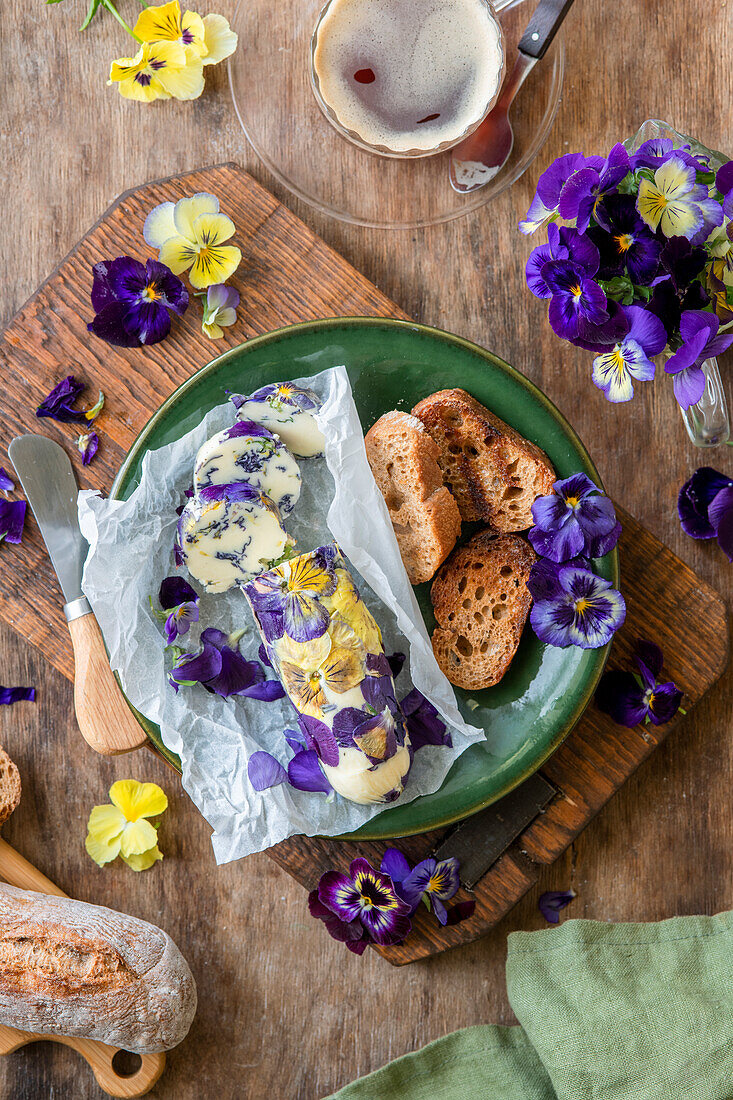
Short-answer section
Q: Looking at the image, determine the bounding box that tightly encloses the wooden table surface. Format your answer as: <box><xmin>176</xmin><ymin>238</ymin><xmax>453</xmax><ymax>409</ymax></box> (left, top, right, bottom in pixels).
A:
<box><xmin>2</xmin><ymin>2</ymin><xmax>732</xmax><ymax>1097</ymax></box>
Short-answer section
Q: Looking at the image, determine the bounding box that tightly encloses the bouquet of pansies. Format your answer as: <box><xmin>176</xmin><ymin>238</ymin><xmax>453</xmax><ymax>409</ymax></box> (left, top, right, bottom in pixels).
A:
<box><xmin>520</xmin><ymin>131</ymin><xmax>733</xmax><ymax>410</ymax></box>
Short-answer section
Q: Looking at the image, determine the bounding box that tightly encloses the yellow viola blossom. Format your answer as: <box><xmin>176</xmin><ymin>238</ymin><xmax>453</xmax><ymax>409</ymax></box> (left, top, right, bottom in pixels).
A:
<box><xmin>108</xmin><ymin>41</ymin><xmax>204</xmax><ymax>103</ymax></box>
<box><xmin>134</xmin><ymin>1</ymin><xmax>208</xmax><ymax>61</ymax></box>
<box><xmin>636</xmin><ymin>157</ymin><xmax>708</xmax><ymax>239</ymax></box>
<box><xmin>329</xmin><ymin>568</ymin><xmax>383</xmax><ymax>652</ymax></box>
<box><xmin>85</xmin><ymin>780</ymin><xmax>168</xmax><ymax>872</ymax></box>
<box><xmin>133</xmin><ymin>2</ymin><xmax>238</xmax><ymax>66</ymax></box>
<box><xmin>143</xmin><ymin>193</ymin><xmax>241</xmax><ymax>289</ymax></box>
<box><xmin>276</xmin><ymin>630</ymin><xmax>364</xmax><ymax>717</ymax></box>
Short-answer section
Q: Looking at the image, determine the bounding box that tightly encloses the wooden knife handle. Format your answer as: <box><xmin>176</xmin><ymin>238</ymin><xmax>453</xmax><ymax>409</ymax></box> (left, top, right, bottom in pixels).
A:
<box><xmin>68</xmin><ymin>614</ymin><xmax>147</xmax><ymax>755</ymax></box>
<box><xmin>518</xmin><ymin>0</ymin><xmax>576</xmax><ymax>59</ymax></box>
<box><xmin>0</xmin><ymin>838</ymin><xmax>166</xmax><ymax>1098</ymax></box>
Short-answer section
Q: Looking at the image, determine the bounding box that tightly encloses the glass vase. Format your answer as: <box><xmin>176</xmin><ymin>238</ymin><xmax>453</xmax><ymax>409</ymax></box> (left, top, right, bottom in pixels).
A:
<box><xmin>626</xmin><ymin>119</ymin><xmax>731</xmax><ymax>449</ymax></box>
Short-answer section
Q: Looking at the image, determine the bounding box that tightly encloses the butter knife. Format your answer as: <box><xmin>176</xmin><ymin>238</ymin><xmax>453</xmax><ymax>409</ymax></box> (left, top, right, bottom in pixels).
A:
<box><xmin>8</xmin><ymin>434</ymin><xmax>147</xmax><ymax>755</ymax></box>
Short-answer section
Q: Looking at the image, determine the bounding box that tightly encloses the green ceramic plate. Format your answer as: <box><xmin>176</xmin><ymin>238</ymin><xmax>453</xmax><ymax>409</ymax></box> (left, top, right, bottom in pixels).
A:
<box><xmin>111</xmin><ymin>318</ymin><xmax>618</xmax><ymax>840</ymax></box>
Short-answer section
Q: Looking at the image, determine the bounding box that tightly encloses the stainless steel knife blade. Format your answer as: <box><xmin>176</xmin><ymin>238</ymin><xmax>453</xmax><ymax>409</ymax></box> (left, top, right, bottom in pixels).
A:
<box><xmin>8</xmin><ymin>434</ymin><xmax>87</xmax><ymax>606</ymax></box>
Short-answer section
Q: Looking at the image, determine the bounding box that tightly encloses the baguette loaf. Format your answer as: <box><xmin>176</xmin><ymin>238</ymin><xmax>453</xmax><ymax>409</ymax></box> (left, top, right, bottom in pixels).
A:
<box><xmin>412</xmin><ymin>388</ymin><xmax>555</xmax><ymax>530</ymax></box>
<box><xmin>365</xmin><ymin>410</ymin><xmax>461</xmax><ymax>584</ymax></box>
<box><xmin>431</xmin><ymin>530</ymin><xmax>535</xmax><ymax>690</ymax></box>
<box><xmin>0</xmin><ymin>746</ymin><xmax>21</xmax><ymax>826</ymax></box>
<box><xmin>0</xmin><ymin>883</ymin><xmax>196</xmax><ymax>1053</ymax></box>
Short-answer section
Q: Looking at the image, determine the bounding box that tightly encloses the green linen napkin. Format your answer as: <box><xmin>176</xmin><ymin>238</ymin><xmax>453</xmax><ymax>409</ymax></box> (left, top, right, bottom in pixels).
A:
<box><xmin>328</xmin><ymin>911</ymin><xmax>733</xmax><ymax>1100</ymax></box>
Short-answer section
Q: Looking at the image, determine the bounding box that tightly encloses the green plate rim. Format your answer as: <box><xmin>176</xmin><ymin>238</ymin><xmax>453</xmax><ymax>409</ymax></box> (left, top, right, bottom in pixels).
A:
<box><xmin>110</xmin><ymin>317</ymin><xmax>618</xmax><ymax>837</ymax></box>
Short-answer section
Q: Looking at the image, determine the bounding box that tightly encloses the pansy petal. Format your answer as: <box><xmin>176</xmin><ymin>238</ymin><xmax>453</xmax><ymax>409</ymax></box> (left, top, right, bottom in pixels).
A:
<box><xmin>538</xmin><ymin>889</ymin><xmax>575</xmax><ymax>924</ymax></box>
<box><xmin>0</xmin><ymin>500</ymin><xmax>27</xmax><ymax>545</ymax></box>
<box><xmin>109</xmin><ymin>779</ymin><xmax>168</xmax><ymax>821</ymax></box>
<box><xmin>648</xmin><ymin>682</ymin><xmax>684</xmax><ymax>725</ymax></box>
<box><xmin>121</xmin><ymin>845</ymin><xmax>164</xmax><ymax>872</ymax></box>
<box><xmin>158</xmin><ymin>237</ymin><xmax>199</xmax><ymax>275</ymax></box>
<box><xmin>672</xmin><ymin>365</ymin><xmax>706</xmax><ymax>410</ymax></box>
<box><xmin>158</xmin><ymin>59</ymin><xmax>205</xmax><ymax>101</ymax></box>
<box><xmin>709</xmin><ymin>487</ymin><xmax>733</xmax><ymax>561</ymax></box>
<box><xmin>635</xmin><ymin>639</ymin><xmax>664</xmax><ymax>680</ymax></box>
<box><xmin>85</xmin><ymin>829</ymin><xmax>122</xmax><ymax>867</ymax></box>
<box><xmin>380</xmin><ymin>848</ymin><xmax>412</xmax><ymax>884</ymax></box>
<box><xmin>248</xmin><ymin>751</ymin><xmax>287</xmax><ymax>791</ymax></box>
<box><xmin>318</xmin><ymin>870</ymin><xmax>363</xmax><ymax>922</ymax></box>
<box><xmin>159</xmin><ymin>575</ymin><xmax>199</xmax><ymax>610</ymax></box>
<box><xmin>188</xmin><ymin>244</ymin><xmax>242</xmax><ymax>290</ymax></box>
<box><xmin>287</xmin><ymin>749</ymin><xmax>332</xmax><ymax>793</ymax></box>
<box><xmin>0</xmin><ymin>685</ymin><xmax>35</xmax><ymax>705</ymax></box>
<box><xmin>119</xmin><ymin>818</ymin><xmax>159</xmax><ymax>858</ymax></box>
<box><xmin>134</xmin><ymin>0</ymin><xmax>182</xmax><ymax>43</ymax></box>
<box><xmin>192</xmin><ymin>210</ymin><xmax>236</xmax><ymax>247</ymax></box>
<box><xmin>202</xmin><ymin>13</ymin><xmax>238</xmax><ymax>64</ymax></box>
<box><xmin>87</xmin><ymin>804</ymin><xmax>126</xmax><ymax>846</ymax></box>
<box><xmin>172</xmin><ymin>193</ymin><xmax>220</xmax><ymax>240</ymax></box>
<box><xmin>528</xmin><ymin>520</ymin><xmax>585</xmax><ymax>564</ymax></box>
<box><xmin>143</xmin><ymin>201</ymin><xmax>178</xmax><ymax>248</ymax></box>
<box><xmin>595</xmin><ymin>669</ymin><xmax>648</xmax><ymax>726</ymax></box>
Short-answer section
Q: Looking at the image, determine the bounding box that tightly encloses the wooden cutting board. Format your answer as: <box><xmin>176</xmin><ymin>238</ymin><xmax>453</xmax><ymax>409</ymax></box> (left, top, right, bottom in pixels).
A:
<box><xmin>0</xmin><ymin>164</ymin><xmax>728</xmax><ymax>966</ymax></box>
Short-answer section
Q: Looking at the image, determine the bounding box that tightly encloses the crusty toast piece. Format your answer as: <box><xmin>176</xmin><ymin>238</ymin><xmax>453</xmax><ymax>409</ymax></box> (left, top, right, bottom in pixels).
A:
<box><xmin>366</xmin><ymin>411</ymin><xmax>462</xmax><ymax>585</ymax></box>
<box><xmin>412</xmin><ymin>389</ymin><xmax>555</xmax><ymax>530</ymax></box>
<box><xmin>431</xmin><ymin>530</ymin><xmax>535</xmax><ymax>690</ymax></box>
<box><xmin>0</xmin><ymin>745</ymin><xmax>21</xmax><ymax>826</ymax></box>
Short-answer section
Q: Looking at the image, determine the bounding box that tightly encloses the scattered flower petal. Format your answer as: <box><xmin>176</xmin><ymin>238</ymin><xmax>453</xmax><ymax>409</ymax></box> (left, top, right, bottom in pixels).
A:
<box><xmin>0</xmin><ymin>468</ymin><xmax>15</xmax><ymax>492</ymax></box>
<box><xmin>539</xmin><ymin>888</ymin><xmax>576</xmax><ymax>924</ymax></box>
<box><xmin>76</xmin><ymin>431</ymin><xmax>99</xmax><ymax>466</ymax></box>
<box><xmin>0</xmin><ymin>685</ymin><xmax>36</xmax><ymax>705</ymax></box>
<box><xmin>248</xmin><ymin>751</ymin><xmax>288</xmax><ymax>791</ymax></box>
<box><xmin>0</xmin><ymin>500</ymin><xmax>26</xmax><ymax>545</ymax></box>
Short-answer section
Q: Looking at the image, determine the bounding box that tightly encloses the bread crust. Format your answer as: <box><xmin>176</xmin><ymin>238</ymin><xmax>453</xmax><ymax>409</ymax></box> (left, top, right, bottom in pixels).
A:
<box><xmin>431</xmin><ymin>530</ymin><xmax>535</xmax><ymax>690</ymax></box>
<box><xmin>412</xmin><ymin>388</ymin><xmax>555</xmax><ymax>530</ymax></box>
<box><xmin>0</xmin><ymin>746</ymin><xmax>21</xmax><ymax>826</ymax></box>
<box><xmin>365</xmin><ymin>410</ymin><xmax>461</xmax><ymax>584</ymax></box>
<box><xmin>0</xmin><ymin>883</ymin><xmax>197</xmax><ymax>1053</ymax></box>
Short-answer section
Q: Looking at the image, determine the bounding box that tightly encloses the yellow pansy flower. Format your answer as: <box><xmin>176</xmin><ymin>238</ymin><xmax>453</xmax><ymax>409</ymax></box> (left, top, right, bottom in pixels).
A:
<box><xmin>276</xmin><ymin>630</ymin><xmax>364</xmax><ymax>717</ymax></box>
<box><xmin>143</xmin><ymin>193</ymin><xmax>241</xmax><ymax>289</ymax></box>
<box><xmin>85</xmin><ymin>780</ymin><xmax>168</xmax><ymax>872</ymax></box>
<box><xmin>636</xmin><ymin>157</ymin><xmax>706</xmax><ymax>239</ymax></box>
<box><xmin>134</xmin><ymin>2</ymin><xmax>238</xmax><ymax>66</ymax></box>
<box><xmin>108</xmin><ymin>41</ymin><xmax>204</xmax><ymax>103</ymax></box>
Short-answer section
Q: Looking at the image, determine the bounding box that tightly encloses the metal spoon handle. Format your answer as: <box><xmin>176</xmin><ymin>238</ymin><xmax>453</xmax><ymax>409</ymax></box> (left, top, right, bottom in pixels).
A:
<box><xmin>518</xmin><ymin>0</ymin><xmax>577</xmax><ymax>60</ymax></box>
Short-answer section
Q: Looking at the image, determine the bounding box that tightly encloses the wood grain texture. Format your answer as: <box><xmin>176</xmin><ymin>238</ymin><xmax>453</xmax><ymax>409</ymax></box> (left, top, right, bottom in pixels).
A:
<box><xmin>1</xmin><ymin>0</ymin><xmax>733</xmax><ymax>1096</ymax></box>
<box><xmin>68</xmin><ymin>615</ymin><xmax>149</xmax><ymax>754</ymax></box>
<box><xmin>0</xmin><ymin>839</ymin><xmax>166</xmax><ymax>1098</ymax></box>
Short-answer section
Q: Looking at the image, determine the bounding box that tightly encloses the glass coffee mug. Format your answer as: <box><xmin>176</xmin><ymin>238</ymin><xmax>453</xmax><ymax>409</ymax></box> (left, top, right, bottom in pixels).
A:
<box><xmin>310</xmin><ymin>0</ymin><xmax>506</xmax><ymax>158</ymax></box>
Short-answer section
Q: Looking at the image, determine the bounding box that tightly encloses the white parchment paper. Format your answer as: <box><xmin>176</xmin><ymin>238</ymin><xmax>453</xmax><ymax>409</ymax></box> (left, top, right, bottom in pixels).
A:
<box><xmin>79</xmin><ymin>366</ymin><xmax>482</xmax><ymax>862</ymax></box>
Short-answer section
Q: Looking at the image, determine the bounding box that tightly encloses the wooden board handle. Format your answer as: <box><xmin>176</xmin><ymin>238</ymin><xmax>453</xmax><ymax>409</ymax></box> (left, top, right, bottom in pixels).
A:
<box><xmin>68</xmin><ymin>614</ymin><xmax>148</xmax><ymax>755</ymax></box>
<box><xmin>0</xmin><ymin>838</ymin><xmax>166</xmax><ymax>1097</ymax></box>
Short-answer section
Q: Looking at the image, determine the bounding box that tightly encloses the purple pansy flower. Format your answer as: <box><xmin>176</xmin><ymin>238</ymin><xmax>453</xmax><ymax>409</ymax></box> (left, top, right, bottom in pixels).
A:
<box><xmin>158</xmin><ymin>575</ymin><xmax>200</xmax><ymax>645</ymax></box>
<box><xmin>528</xmin><ymin>473</ymin><xmax>620</xmax><ymax>562</ymax></box>
<box><xmin>678</xmin><ymin>466</ymin><xmax>733</xmax><ymax>560</ymax></box>
<box><xmin>0</xmin><ymin>500</ymin><xmax>26</xmax><ymax>545</ymax></box>
<box><xmin>36</xmin><ymin>375</ymin><xmax>103</xmax><ymax>424</ymax></box>
<box><xmin>0</xmin><ymin>468</ymin><xmax>15</xmax><ymax>492</ymax></box>
<box><xmin>595</xmin><ymin>639</ymin><xmax>683</xmax><ymax>727</ymax></box>
<box><xmin>400</xmin><ymin>688</ymin><xmax>452</xmax><ymax>750</ymax></box>
<box><xmin>543</xmin><ymin>261</ymin><xmax>610</xmax><ymax>345</ymax></box>
<box><xmin>397</xmin><ymin>857</ymin><xmax>461</xmax><ymax>925</ymax></box>
<box><xmin>88</xmin><ymin>257</ymin><xmax>188</xmax><ymax>347</ymax></box>
<box><xmin>588</xmin><ymin>195</ymin><xmax>661</xmax><ymax>285</ymax></box>
<box><xmin>716</xmin><ymin>160</ymin><xmax>733</xmax><ymax>219</ymax></box>
<box><xmin>519</xmin><ymin>152</ymin><xmax>600</xmax><ymax>234</ymax></box>
<box><xmin>630</xmin><ymin>138</ymin><xmax>708</xmax><ymax>173</ymax></box>
<box><xmin>526</xmin><ymin>223</ymin><xmax>601</xmax><ymax>300</ymax></box>
<box><xmin>76</xmin><ymin>431</ymin><xmax>99</xmax><ymax>467</ymax></box>
<box><xmin>247</xmin><ymin>751</ymin><xmax>288</xmax><ymax>791</ymax></box>
<box><xmin>308</xmin><ymin>890</ymin><xmax>372</xmax><ymax>955</ymax></box>
<box><xmin>591</xmin><ymin>305</ymin><xmax>667</xmax><ymax>403</ymax></box>
<box><xmin>529</xmin><ymin>562</ymin><xmax>626</xmax><ymax>649</ymax></box>
<box><xmin>558</xmin><ymin>143</ymin><xmax>631</xmax><ymax>233</ymax></box>
<box><xmin>317</xmin><ymin>857</ymin><xmax>412</xmax><ymax>948</ymax></box>
<box><xmin>664</xmin><ymin>311</ymin><xmax>733</xmax><ymax>410</ymax></box>
<box><xmin>0</xmin><ymin>685</ymin><xmax>36</xmax><ymax>705</ymax></box>
<box><xmin>169</xmin><ymin>627</ymin><xmax>285</xmax><ymax>700</ymax></box>
<box><xmin>539</xmin><ymin>889</ymin><xmax>576</xmax><ymax>924</ymax></box>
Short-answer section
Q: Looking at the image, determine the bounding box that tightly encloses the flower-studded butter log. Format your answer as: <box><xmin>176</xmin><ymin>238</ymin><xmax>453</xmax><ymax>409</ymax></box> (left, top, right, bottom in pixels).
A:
<box><xmin>242</xmin><ymin>544</ymin><xmax>412</xmax><ymax>805</ymax></box>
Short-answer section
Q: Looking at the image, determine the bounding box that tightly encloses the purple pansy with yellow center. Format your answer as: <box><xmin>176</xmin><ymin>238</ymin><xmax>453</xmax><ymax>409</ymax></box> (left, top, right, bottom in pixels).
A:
<box><xmin>528</xmin><ymin>560</ymin><xmax>626</xmax><ymax>649</ymax></box>
<box><xmin>247</xmin><ymin>548</ymin><xmax>338</xmax><ymax>643</ymax></box>
<box><xmin>88</xmin><ymin>257</ymin><xmax>189</xmax><ymax>347</ymax></box>
<box><xmin>539</xmin><ymin>889</ymin><xmax>576</xmax><ymax>924</ymax></box>
<box><xmin>678</xmin><ymin>466</ymin><xmax>733</xmax><ymax>561</ymax></box>
<box><xmin>664</xmin><ymin>311</ymin><xmax>733</xmax><ymax>410</ymax></box>
<box><xmin>0</xmin><ymin>685</ymin><xmax>36</xmax><ymax>705</ymax></box>
<box><xmin>591</xmin><ymin>305</ymin><xmax>667</xmax><ymax>403</ymax></box>
<box><xmin>36</xmin><ymin>376</ymin><xmax>104</xmax><ymax>424</ymax></box>
<box><xmin>596</xmin><ymin>639</ymin><xmax>683</xmax><ymax>727</ymax></box>
<box><xmin>158</xmin><ymin>575</ymin><xmax>200</xmax><ymax>645</ymax></box>
<box><xmin>0</xmin><ymin>500</ymin><xmax>26</xmax><ymax>545</ymax></box>
<box><xmin>76</xmin><ymin>431</ymin><xmax>99</xmax><ymax>467</ymax></box>
<box><xmin>169</xmin><ymin>627</ymin><xmax>285</xmax><ymax>700</ymax></box>
<box><xmin>316</xmin><ymin>857</ymin><xmax>412</xmax><ymax>947</ymax></box>
<box><xmin>558</xmin><ymin>142</ymin><xmax>631</xmax><ymax>233</ymax></box>
<box><xmin>246</xmin><ymin>381</ymin><xmax>321</xmax><ymax>412</ymax></box>
<box><xmin>528</xmin><ymin>473</ymin><xmax>620</xmax><ymax>563</ymax></box>
<box><xmin>588</xmin><ymin>195</ymin><xmax>661</xmax><ymax>286</ymax></box>
<box><xmin>383</xmin><ymin>850</ymin><xmax>461</xmax><ymax>925</ymax></box>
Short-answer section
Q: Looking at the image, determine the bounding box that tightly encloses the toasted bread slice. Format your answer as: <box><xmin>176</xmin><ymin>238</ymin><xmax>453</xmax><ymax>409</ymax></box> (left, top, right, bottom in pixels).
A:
<box><xmin>366</xmin><ymin>411</ymin><xmax>462</xmax><ymax>585</ymax></box>
<box><xmin>431</xmin><ymin>530</ymin><xmax>535</xmax><ymax>690</ymax></box>
<box><xmin>0</xmin><ymin>745</ymin><xmax>21</xmax><ymax>826</ymax></box>
<box><xmin>412</xmin><ymin>388</ymin><xmax>555</xmax><ymax>530</ymax></box>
